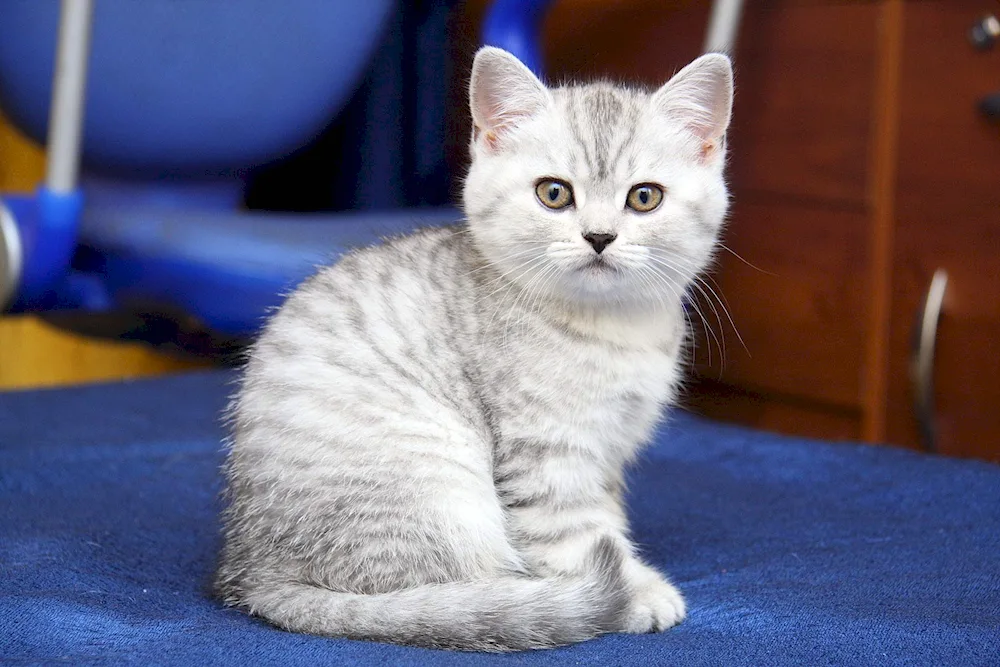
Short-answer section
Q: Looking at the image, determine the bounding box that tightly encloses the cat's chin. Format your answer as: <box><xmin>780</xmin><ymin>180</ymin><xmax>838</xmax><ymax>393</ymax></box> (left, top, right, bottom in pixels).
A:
<box><xmin>557</xmin><ymin>270</ymin><xmax>651</xmax><ymax>310</ymax></box>
<box><xmin>565</xmin><ymin>259</ymin><xmax>623</xmax><ymax>291</ymax></box>
<box><xmin>550</xmin><ymin>266</ymin><xmax>682</xmax><ymax>315</ymax></box>
<box><xmin>580</xmin><ymin>257</ymin><xmax>618</xmax><ymax>274</ymax></box>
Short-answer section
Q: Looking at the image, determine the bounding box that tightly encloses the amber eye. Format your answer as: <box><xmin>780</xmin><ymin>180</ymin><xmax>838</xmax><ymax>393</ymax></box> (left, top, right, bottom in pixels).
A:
<box><xmin>626</xmin><ymin>184</ymin><xmax>664</xmax><ymax>212</ymax></box>
<box><xmin>535</xmin><ymin>179</ymin><xmax>574</xmax><ymax>210</ymax></box>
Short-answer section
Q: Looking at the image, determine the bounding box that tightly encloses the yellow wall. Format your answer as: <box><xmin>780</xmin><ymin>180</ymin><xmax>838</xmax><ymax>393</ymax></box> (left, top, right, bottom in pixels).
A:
<box><xmin>0</xmin><ymin>114</ymin><xmax>207</xmax><ymax>390</ymax></box>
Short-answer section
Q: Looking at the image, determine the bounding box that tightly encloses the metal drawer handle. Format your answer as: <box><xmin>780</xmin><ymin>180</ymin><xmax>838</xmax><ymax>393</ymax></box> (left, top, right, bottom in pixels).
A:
<box><xmin>910</xmin><ymin>269</ymin><xmax>948</xmax><ymax>452</ymax></box>
<box><xmin>969</xmin><ymin>14</ymin><xmax>1000</xmax><ymax>50</ymax></box>
<box><xmin>981</xmin><ymin>92</ymin><xmax>1000</xmax><ymax>122</ymax></box>
<box><xmin>0</xmin><ymin>202</ymin><xmax>22</xmax><ymax>309</ymax></box>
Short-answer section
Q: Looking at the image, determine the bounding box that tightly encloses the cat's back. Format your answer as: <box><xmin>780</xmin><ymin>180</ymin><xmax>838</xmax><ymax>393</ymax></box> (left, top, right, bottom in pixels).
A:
<box><xmin>236</xmin><ymin>224</ymin><xmax>483</xmax><ymax>434</ymax></box>
<box><xmin>259</xmin><ymin>224</ymin><xmax>473</xmax><ymax>351</ymax></box>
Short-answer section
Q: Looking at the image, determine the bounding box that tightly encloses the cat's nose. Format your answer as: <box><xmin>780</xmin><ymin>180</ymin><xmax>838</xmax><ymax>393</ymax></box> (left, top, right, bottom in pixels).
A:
<box><xmin>583</xmin><ymin>232</ymin><xmax>617</xmax><ymax>254</ymax></box>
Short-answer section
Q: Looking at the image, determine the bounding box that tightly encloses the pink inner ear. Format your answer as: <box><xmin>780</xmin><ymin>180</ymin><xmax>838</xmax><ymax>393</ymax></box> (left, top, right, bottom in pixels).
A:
<box><xmin>652</xmin><ymin>55</ymin><xmax>733</xmax><ymax>146</ymax></box>
<box><xmin>472</xmin><ymin>120</ymin><xmax>502</xmax><ymax>152</ymax></box>
<box><xmin>482</xmin><ymin>100</ymin><xmax>528</xmax><ymax>134</ymax></box>
<box><xmin>476</xmin><ymin>102</ymin><xmax>528</xmax><ymax>151</ymax></box>
<box><xmin>470</xmin><ymin>50</ymin><xmax>550</xmax><ymax>151</ymax></box>
<box><xmin>700</xmin><ymin>139</ymin><xmax>718</xmax><ymax>162</ymax></box>
<box><xmin>485</xmin><ymin>130</ymin><xmax>500</xmax><ymax>151</ymax></box>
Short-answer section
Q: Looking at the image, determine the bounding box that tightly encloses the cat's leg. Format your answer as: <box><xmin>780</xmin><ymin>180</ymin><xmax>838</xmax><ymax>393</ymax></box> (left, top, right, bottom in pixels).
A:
<box><xmin>226</xmin><ymin>371</ymin><xmax>524</xmax><ymax>595</ymax></box>
<box><xmin>497</xmin><ymin>453</ymin><xmax>685</xmax><ymax>633</ymax></box>
<box><xmin>617</xmin><ymin>554</ymin><xmax>687</xmax><ymax>633</ymax></box>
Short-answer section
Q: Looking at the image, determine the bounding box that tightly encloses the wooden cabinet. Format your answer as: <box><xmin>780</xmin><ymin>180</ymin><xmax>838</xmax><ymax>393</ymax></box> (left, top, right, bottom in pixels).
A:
<box><xmin>691</xmin><ymin>0</ymin><xmax>1000</xmax><ymax>462</ymax></box>
<box><xmin>885</xmin><ymin>1</ymin><xmax>1000</xmax><ymax>460</ymax></box>
<box><xmin>685</xmin><ymin>0</ymin><xmax>885</xmax><ymax>442</ymax></box>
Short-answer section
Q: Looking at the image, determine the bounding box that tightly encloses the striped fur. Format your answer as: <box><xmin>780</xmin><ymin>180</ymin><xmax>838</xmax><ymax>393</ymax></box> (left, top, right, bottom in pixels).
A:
<box><xmin>216</xmin><ymin>47</ymin><xmax>734</xmax><ymax>651</ymax></box>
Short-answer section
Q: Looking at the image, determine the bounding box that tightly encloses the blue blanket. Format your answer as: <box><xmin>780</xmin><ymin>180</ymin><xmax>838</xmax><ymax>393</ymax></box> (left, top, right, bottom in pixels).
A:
<box><xmin>2</xmin><ymin>371</ymin><xmax>998</xmax><ymax>665</ymax></box>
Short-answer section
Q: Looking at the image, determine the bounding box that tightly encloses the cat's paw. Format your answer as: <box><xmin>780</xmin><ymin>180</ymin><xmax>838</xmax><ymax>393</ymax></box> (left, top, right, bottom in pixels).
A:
<box><xmin>621</xmin><ymin>567</ymin><xmax>686</xmax><ymax>633</ymax></box>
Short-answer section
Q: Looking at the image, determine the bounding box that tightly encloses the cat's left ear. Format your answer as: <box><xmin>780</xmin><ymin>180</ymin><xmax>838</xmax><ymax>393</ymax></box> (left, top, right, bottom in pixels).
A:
<box><xmin>469</xmin><ymin>47</ymin><xmax>550</xmax><ymax>152</ymax></box>
<box><xmin>652</xmin><ymin>54</ymin><xmax>734</xmax><ymax>163</ymax></box>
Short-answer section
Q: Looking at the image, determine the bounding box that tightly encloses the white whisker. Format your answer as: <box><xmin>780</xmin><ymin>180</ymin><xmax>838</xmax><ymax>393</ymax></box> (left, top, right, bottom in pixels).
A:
<box><xmin>719</xmin><ymin>243</ymin><xmax>775</xmax><ymax>276</ymax></box>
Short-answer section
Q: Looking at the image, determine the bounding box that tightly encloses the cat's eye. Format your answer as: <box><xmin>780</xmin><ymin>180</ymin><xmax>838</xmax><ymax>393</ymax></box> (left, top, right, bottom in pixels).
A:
<box><xmin>535</xmin><ymin>179</ymin><xmax>574</xmax><ymax>210</ymax></box>
<box><xmin>626</xmin><ymin>184</ymin><xmax>664</xmax><ymax>213</ymax></box>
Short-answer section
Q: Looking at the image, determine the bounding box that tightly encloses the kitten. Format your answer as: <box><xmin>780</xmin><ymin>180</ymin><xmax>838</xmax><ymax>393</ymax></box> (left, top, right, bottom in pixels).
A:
<box><xmin>216</xmin><ymin>46</ymin><xmax>733</xmax><ymax>651</ymax></box>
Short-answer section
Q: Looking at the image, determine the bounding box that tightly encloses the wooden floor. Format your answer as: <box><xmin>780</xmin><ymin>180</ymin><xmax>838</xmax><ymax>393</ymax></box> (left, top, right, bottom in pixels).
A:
<box><xmin>0</xmin><ymin>113</ymin><xmax>206</xmax><ymax>390</ymax></box>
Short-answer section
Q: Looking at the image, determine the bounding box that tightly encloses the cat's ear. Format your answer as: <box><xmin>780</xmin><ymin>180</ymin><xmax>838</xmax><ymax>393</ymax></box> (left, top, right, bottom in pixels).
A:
<box><xmin>470</xmin><ymin>46</ymin><xmax>550</xmax><ymax>152</ymax></box>
<box><xmin>651</xmin><ymin>53</ymin><xmax>733</xmax><ymax>162</ymax></box>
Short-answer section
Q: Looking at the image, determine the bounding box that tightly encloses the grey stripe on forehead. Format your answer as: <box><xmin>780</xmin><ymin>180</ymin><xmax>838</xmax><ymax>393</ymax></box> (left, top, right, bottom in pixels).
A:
<box><xmin>565</xmin><ymin>85</ymin><xmax>641</xmax><ymax>181</ymax></box>
<box><xmin>564</xmin><ymin>92</ymin><xmax>594</xmax><ymax>170</ymax></box>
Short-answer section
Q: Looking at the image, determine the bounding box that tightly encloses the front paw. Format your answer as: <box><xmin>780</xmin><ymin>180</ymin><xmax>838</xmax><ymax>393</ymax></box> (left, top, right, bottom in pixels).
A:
<box><xmin>622</xmin><ymin>568</ymin><xmax>686</xmax><ymax>633</ymax></box>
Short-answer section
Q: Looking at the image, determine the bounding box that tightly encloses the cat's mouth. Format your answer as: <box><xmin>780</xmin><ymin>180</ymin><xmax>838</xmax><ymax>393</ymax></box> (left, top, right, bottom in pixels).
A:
<box><xmin>580</xmin><ymin>257</ymin><xmax>618</xmax><ymax>274</ymax></box>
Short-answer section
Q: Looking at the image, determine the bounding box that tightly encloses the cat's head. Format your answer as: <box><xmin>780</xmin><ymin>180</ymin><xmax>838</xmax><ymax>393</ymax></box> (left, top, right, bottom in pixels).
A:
<box><xmin>463</xmin><ymin>47</ymin><xmax>733</xmax><ymax>312</ymax></box>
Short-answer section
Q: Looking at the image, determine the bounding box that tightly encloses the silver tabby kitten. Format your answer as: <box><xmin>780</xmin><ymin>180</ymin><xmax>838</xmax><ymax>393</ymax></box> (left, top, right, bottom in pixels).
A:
<box><xmin>216</xmin><ymin>47</ymin><xmax>733</xmax><ymax>651</ymax></box>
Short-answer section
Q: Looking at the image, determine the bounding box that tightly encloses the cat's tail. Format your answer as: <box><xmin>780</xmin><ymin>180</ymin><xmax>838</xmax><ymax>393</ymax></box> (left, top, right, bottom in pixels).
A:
<box><xmin>233</xmin><ymin>536</ymin><xmax>629</xmax><ymax>652</ymax></box>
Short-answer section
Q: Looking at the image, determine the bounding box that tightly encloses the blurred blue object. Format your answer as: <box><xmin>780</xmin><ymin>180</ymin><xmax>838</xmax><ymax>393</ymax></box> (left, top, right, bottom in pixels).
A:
<box><xmin>72</xmin><ymin>206</ymin><xmax>464</xmax><ymax>336</ymax></box>
<box><xmin>1</xmin><ymin>188</ymin><xmax>82</xmax><ymax>308</ymax></box>
<box><xmin>0</xmin><ymin>0</ymin><xmax>558</xmax><ymax>344</ymax></box>
<box><xmin>320</xmin><ymin>0</ymin><xmax>464</xmax><ymax>212</ymax></box>
<box><xmin>481</xmin><ymin>0</ymin><xmax>553</xmax><ymax>76</ymax></box>
<box><xmin>0</xmin><ymin>0</ymin><xmax>393</xmax><ymax>178</ymax></box>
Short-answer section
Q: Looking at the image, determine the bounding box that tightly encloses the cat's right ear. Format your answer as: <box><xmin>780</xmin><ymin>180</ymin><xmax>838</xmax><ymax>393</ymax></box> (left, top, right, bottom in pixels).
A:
<box><xmin>651</xmin><ymin>53</ymin><xmax>734</xmax><ymax>164</ymax></box>
<box><xmin>470</xmin><ymin>47</ymin><xmax>550</xmax><ymax>152</ymax></box>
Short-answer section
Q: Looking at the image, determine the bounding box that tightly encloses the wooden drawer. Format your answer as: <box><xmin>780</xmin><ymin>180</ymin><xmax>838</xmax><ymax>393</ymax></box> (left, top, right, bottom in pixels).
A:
<box><xmin>542</xmin><ymin>0</ymin><xmax>708</xmax><ymax>86</ymax></box>
<box><xmin>886</xmin><ymin>0</ymin><xmax>1000</xmax><ymax>461</ymax></box>
<box><xmin>729</xmin><ymin>2</ymin><xmax>879</xmax><ymax>208</ymax></box>
<box><xmin>691</xmin><ymin>200</ymin><xmax>870</xmax><ymax>408</ymax></box>
<box><xmin>683</xmin><ymin>376</ymin><xmax>863</xmax><ymax>441</ymax></box>
<box><xmin>886</xmin><ymin>209</ymin><xmax>1000</xmax><ymax>460</ymax></box>
<box><xmin>894</xmin><ymin>0</ymin><xmax>1000</xmax><ymax>221</ymax></box>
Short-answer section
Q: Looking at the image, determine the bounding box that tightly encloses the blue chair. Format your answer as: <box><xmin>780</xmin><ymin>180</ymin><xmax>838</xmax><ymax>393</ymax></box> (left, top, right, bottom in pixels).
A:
<box><xmin>0</xmin><ymin>0</ymin><xmax>740</xmax><ymax>346</ymax></box>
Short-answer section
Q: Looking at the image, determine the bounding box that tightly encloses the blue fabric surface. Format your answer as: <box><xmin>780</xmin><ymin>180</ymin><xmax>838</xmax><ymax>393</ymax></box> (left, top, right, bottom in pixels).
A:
<box><xmin>1</xmin><ymin>371</ymin><xmax>998</xmax><ymax>665</ymax></box>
